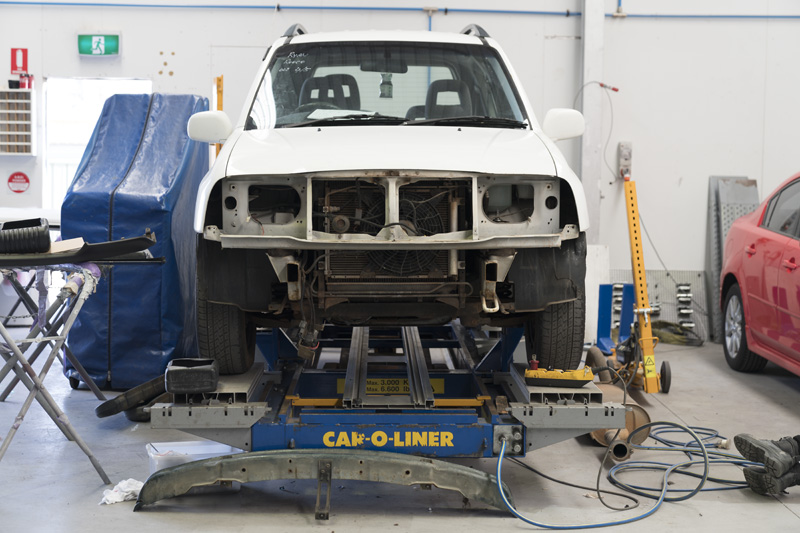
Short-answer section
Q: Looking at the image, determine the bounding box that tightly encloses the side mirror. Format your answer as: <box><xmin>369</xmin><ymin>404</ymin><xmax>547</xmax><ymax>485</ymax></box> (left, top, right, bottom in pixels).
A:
<box><xmin>187</xmin><ymin>111</ymin><xmax>233</xmax><ymax>143</ymax></box>
<box><xmin>542</xmin><ymin>108</ymin><xmax>585</xmax><ymax>141</ymax></box>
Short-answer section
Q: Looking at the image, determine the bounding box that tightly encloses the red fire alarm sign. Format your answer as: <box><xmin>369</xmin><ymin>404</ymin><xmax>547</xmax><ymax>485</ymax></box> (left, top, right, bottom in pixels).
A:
<box><xmin>11</xmin><ymin>48</ymin><xmax>28</xmax><ymax>75</ymax></box>
<box><xmin>8</xmin><ymin>172</ymin><xmax>30</xmax><ymax>193</ymax></box>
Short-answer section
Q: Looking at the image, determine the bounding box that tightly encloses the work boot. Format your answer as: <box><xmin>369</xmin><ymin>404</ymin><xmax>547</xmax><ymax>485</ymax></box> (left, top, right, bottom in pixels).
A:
<box><xmin>735</xmin><ymin>434</ymin><xmax>800</xmax><ymax>478</ymax></box>
<box><xmin>743</xmin><ymin>465</ymin><xmax>800</xmax><ymax>495</ymax></box>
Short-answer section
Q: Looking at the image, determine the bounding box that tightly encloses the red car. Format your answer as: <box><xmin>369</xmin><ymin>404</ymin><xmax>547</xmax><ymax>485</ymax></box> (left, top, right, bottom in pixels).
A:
<box><xmin>720</xmin><ymin>173</ymin><xmax>800</xmax><ymax>374</ymax></box>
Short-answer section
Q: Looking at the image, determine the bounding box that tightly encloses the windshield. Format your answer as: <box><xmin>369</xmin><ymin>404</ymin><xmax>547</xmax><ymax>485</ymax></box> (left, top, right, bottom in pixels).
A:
<box><xmin>246</xmin><ymin>41</ymin><xmax>528</xmax><ymax>129</ymax></box>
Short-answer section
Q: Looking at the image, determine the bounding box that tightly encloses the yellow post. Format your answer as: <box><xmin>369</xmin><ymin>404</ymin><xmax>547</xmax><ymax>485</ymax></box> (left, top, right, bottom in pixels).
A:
<box><xmin>215</xmin><ymin>75</ymin><xmax>223</xmax><ymax>156</ymax></box>
<box><xmin>624</xmin><ymin>179</ymin><xmax>660</xmax><ymax>393</ymax></box>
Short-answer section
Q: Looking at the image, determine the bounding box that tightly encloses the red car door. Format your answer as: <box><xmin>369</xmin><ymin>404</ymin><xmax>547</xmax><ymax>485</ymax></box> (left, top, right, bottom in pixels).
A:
<box><xmin>776</xmin><ymin>231</ymin><xmax>800</xmax><ymax>360</ymax></box>
<box><xmin>762</xmin><ymin>178</ymin><xmax>800</xmax><ymax>358</ymax></box>
<box><xmin>743</xmin><ymin>227</ymin><xmax>787</xmax><ymax>349</ymax></box>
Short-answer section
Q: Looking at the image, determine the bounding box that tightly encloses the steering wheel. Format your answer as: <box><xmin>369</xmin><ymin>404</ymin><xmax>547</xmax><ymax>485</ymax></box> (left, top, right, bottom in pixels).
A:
<box><xmin>297</xmin><ymin>101</ymin><xmax>341</xmax><ymax>113</ymax></box>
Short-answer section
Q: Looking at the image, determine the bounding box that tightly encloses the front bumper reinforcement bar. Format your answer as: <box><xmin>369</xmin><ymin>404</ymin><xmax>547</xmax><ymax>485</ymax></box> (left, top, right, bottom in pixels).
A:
<box><xmin>134</xmin><ymin>448</ymin><xmax>513</xmax><ymax>517</ymax></box>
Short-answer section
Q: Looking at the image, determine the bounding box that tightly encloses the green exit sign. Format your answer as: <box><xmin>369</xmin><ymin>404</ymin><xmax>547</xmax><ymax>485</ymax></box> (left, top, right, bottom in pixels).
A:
<box><xmin>77</xmin><ymin>34</ymin><xmax>120</xmax><ymax>56</ymax></box>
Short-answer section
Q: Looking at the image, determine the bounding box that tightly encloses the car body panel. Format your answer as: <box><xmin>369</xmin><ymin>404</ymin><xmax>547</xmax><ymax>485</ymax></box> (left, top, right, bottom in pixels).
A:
<box><xmin>757</xmin><ymin>232</ymin><xmax>791</xmax><ymax>352</ymax></box>
<box><xmin>226</xmin><ymin>127</ymin><xmax>556</xmax><ymax>177</ymax></box>
<box><xmin>721</xmin><ymin>173</ymin><xmax>800</xmax><ymax>375</ymax></box>
<box><xmin>194</xmin><ymin>126</ymin><xmax>587</xmax><ymax>234</ymax></box>
<box><xmin>742</xmin><ymin>224</ymin><xmax>787</xmax><ymax>347</ymax></box>
<box><xmin>777</xmin><ymin>235</ymin><xmax>800</xmax><ymax>358</ymax></box>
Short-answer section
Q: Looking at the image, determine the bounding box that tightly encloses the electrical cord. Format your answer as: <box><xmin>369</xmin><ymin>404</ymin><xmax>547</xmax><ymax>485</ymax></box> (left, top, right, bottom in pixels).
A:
<box><xmin>607</xmin><ymin>424</ymin><xmax>757</xmax><ymax>499</ymax></box>
<box><xmin>498</xmin><ymin>437</ymin><xmax>674</xmax><ymax>529</ymax></box>
<box><xmin>572</xmin><ymin>81</ymin><xmax>618</xmax><ymax>181</ymax></box>
<box><xmin>588</xmin><ymin>366</ymin><xmax>635</xmax><ymax>512</ymax></box>
<box><xmin>649</xmin><ymin>424</ymin><xmax>726</xmax><ymax>449</ymax></box>
<box><xmin>495</xmin><ymin>369</ymin><xmax>756</xmax><ymax>529</ymax></box>
<box><xmin>508</xmin><ymin>457</ymin><xmax>640</xmax><ymax>509</ymax></box>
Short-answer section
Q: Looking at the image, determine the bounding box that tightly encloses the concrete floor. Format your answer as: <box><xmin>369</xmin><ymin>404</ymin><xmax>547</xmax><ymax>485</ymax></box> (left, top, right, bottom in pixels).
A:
<box><xmin>2</xmin><ymin>341</ymin><xmax>800</xmax><ymax>532</ymax></box>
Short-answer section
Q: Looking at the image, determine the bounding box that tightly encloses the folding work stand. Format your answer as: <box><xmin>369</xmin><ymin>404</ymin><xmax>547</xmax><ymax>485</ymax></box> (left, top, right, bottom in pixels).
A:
<box><xmin>0</xmin><ymin>265</ymin><xmax>110</xmax><ymax>483</ymax></box>
<box><xmin>0</xmin><ymin>231</ymin><xmax>156</xmax><ymax>485</ymax></box>
<box><xmin>0</xmin><ymin>268</ymin><xmax>107</xmax><ymax>402</ymax></box>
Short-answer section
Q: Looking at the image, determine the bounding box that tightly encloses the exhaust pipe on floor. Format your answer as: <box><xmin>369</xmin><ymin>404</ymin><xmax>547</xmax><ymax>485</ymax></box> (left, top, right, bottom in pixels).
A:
<box><xmin>604</xmin><ymin>432</ymin><xmax>634</xmax><ymax>461</ymax></box>
<box><xmin>588</xmin><ymin>345</ymin><xmax>652</xmax><ymax>461</ymax></box>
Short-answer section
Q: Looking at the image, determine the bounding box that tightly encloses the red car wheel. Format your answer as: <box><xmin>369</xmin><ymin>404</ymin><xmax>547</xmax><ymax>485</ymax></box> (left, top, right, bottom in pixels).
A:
<box><xmin>723</xmin><ymin>284</ymin><xmax>767</xmax><ymax>373</ymax></box>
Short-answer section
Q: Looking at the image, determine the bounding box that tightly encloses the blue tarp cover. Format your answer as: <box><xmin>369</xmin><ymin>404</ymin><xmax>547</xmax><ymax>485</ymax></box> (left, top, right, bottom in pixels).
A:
<box><xmin>61</xmin><ymin>93</ymin><xmax>208</xmax><ymax>389</ymax></box>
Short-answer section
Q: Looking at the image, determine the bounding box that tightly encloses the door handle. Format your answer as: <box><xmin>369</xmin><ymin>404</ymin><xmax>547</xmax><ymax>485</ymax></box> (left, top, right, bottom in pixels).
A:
<box><xmin>783</xmin><ymin>258</ymin><xmax>798</xmax><ymax>272</ymax></box>
<box><xmin>744</xmin><ymin>244</ymin><xmax>756</xmax><ymax>256</ymax></box>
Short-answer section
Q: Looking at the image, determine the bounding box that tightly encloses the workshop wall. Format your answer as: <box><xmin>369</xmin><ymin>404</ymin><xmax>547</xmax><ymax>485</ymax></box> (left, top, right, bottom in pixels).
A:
<box><xmin>599</xmin><ymin>0</ymin><xmax>800</xmax><ymax>273</ymax></box>
<box><xmin>0</xmin><ymin>0</ymin><xmax>798</xmax><ymax>275</ymax></box>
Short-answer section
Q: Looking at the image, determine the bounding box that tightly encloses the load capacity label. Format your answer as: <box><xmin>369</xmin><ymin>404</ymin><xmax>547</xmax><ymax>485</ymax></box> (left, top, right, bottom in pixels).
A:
<box><xmin>336</xmin><ymin>378</ymin><xmax>444</xmax><ymax>395</ymax></box>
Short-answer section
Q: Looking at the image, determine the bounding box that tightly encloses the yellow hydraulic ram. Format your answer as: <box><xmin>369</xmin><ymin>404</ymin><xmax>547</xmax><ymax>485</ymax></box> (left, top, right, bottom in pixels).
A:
<box><xmin>624</xmin><ymin>177</ymin><xmax>660</xmax><ymax>393</ymax></box>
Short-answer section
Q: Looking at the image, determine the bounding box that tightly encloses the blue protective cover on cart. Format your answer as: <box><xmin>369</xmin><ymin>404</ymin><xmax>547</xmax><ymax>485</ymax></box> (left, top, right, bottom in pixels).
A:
<box><xmin>61</xmin><ymin>93</ymin><xmax>209</xmax><ymax>389</ymax></box>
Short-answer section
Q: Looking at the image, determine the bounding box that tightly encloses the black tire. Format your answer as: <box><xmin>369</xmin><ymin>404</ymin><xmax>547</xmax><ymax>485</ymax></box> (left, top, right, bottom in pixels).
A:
<box><xmin>197</xmin><ymin>297</ymin><xmax>255</xmax><ymax>375</ymax></box>
<box><xmin>660</xmin><ymin>360</ymin><xmax>671</xmax><ymax>393</ymax></box>
<box><xmin>123</xmin><ymin>392</ymin><xmax>171</xmax><ymax>422</ymax></box>
<box><xmin>524</xmin><ymin>292</ymin><xmax>585</xmax><ymax>370</ymax></box>
<box><xmin>123</xmin><ymin>405</ymin><xmax>151</xmax><ymax>423</ymax></box>
<box><xmin>722</xmin><ymin>284</ymin><xmax>767</xmax><ymax>373</ymax></box>
<box><xmin>95</xmin><ymin>375</ymin><xmax>166</xmax><ymax>418</ymax></box>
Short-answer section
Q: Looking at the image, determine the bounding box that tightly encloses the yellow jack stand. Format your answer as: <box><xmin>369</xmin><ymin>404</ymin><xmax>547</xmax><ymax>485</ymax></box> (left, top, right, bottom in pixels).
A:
<box><xmin>622</xmin><ymin>177</ymin><xmax>666</xmax><ymax>394</ymax></box>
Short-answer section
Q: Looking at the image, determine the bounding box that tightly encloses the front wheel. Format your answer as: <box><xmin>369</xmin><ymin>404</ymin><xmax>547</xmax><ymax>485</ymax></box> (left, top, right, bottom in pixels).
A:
<box><xmin>197</xmin><ymin>297</ymin><xmax>255</xmax><ymax>375</ymax></box>
<box><xmin>722</xmin><ymin>284</ymin><xmax>766</xmax><ymax>373</ymax></box>
<box><xmin>524</xmin><ymin>293</ymin><xmax>585</xmax><ymax>370</ymax></box>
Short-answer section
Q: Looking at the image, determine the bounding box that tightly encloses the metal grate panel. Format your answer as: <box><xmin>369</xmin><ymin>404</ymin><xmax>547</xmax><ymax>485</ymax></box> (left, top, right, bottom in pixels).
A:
<box><xmin>610</xmin><ymin>269</ymin><xmax>711</xmax><ymax>341</ymax></box>
<box><xmin>705</xmin><ymin>177</ymin><xmax>759</xmax><ymax>342</ymax></box>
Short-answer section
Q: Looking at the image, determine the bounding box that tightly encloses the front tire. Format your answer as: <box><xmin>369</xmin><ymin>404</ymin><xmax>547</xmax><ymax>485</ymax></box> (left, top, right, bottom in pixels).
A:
<box><xmin>723</xmin><ymin>284</ymin><xmax>767</xmax><ymax>373</ymax></box>
<box><xmin>197</xmin><ymin>297</ymin><xmax>255</xmax><ymax>375</ymax></box>
<box><xmin>524</xmin><ymin>293</ymin><xmax>585</xmax><ymax>370</ymax></box>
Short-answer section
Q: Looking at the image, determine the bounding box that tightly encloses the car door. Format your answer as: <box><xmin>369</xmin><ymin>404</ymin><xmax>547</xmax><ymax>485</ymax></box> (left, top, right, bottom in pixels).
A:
<box><xmin>737</xmin><ymin>201</ymin><xmax>784</xmax><ymax>346</ymax></box>
<box><xmin>742</xmin><ymin>224</ymin><xmax>788</xmax><ymax>348</ymax></box>
<box><xmin>761</xmin><ymin>179</ymin><xmax>800</xmax><ymax>356</ymax></box>
<box><xmin>776</xmin><ymin>238</ymin><xmax>800</xmax><ymax>359</ymax></box>
<box><xmin>774</xmin><ymin>180</ymin><xmax>800</xmax><ymax>359</ymax></box>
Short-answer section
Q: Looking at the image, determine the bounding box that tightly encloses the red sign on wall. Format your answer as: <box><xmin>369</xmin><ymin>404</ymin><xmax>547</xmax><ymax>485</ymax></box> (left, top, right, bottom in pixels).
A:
<box><xmin>8</xmin><ymin>172</ymin><xmax>30</xmax><ymax>193</ymax></box>
<box><xmin>11</xmin><ymin>48</ymin><xmax>28</xmax><ymax>75</ymax></box>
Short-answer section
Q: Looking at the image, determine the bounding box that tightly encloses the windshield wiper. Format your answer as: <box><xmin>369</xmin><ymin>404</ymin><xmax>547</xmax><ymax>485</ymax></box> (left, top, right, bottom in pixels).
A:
<box><xmin>404</xmin><ymin>116</ymin><xmax>529</xmax><ymax>129</ymax></box>
<box><xmin>281</xmin><ymin>113</ymin><xmax>407</xmax><ymax>128</ymax></box>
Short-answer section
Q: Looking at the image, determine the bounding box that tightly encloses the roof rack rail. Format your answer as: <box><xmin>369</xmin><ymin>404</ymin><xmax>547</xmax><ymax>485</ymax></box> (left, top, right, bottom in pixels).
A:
<box><xmin>461</xmin><ymin>24</ymin><xmax>490</xmax><ymax>38</ymax></box>
<box><xmin>282</xmin><ymin>23</ymin><xmax>307</xmax><ymax>38</ymax></box>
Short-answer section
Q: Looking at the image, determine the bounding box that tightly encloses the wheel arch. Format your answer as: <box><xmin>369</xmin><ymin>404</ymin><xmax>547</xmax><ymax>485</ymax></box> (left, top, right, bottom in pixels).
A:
<box><xmin>720</xmin><ymin>272</ymin><xmax>740</xmax><ymax>311</ymax></box>
<box><xmin>721</xmin><ymin>274</ymin><xmax>754</xmax><ymax>345</ymax></box>
<box><xmin>506</xmin><ymin>232</ymin><xmax>586</xmax><ymax>312</ymax></box>
<box><xmin>196</xmin><ymin>232</ymin><xmax>276</xmax><ymax>313</ymax></box>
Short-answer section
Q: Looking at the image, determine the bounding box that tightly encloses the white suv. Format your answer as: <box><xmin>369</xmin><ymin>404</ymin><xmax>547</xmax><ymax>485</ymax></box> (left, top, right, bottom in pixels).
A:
<box><xmin>188</xmin><ymin>24</ymin><xmax>588</xmax><ymax>374</ymax></box>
